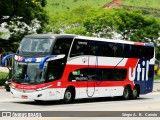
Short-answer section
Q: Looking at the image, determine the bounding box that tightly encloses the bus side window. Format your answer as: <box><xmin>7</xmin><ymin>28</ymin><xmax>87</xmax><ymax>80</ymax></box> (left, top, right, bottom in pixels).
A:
<box><xmin>123</xmin><ymin>45</ymin><xmax>130</xmax><ymax>57</ymax></box>
<box><xmin>70</xmin><ymin>43</ymin><xmax>83</xmax><ymax>57</ymax></box>
<box><xmin>70</xmin><ymin>39</ymin><xmax>88</xmax><ymax>57</ymax></box>
<box><xmin>68</xmin><ymin>69</ymin><xmax>89</xmax><ymax>81</ymax></box>
<box><xmin>99</xmin><ymin>43</ymin><xmax>111</xmax><ymax>57</ymax></box>
<box><xmin>52</xmin><ymin>38</ymin><xmax>72</xmax><ymax>55</ymax></box>
<box><xmin>141</xmin><ymin>46</ymin><xmax>154</xmax><ymax>59</ymax></box>
<box><xmin>116</xmin><ymin>44</ymin><xmax>124</xmax><ymax>57</ymax></box>
<box><xmin>101</xmin><ymin>69</ymin><xmax>127</xmax><ymax>81</ymax></box>
<box><xmin>89</xmin><ymin>45</ymin><xmax>97</xmax><ymax>55</ymax></box>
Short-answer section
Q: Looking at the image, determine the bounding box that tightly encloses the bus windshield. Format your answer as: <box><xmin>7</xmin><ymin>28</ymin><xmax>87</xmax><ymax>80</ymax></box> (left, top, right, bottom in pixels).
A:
<box><xmin>13</xmin><ymin>62</ymin><xmax>47</xmax><ymax>84</ymax></box>
<box><xmin>17</xmin><ymin>38</ymin><xmax>54</xmax><ymax>55</ymax></box>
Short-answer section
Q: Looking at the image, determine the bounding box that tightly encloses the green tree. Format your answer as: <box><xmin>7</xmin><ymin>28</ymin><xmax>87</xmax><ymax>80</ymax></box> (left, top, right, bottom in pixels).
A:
<box><xmin>41</xmin><ymin>0</ymin><xmax>47</xmax><ymax>7</ymax></box>
<box><xmin>113</xmin><ymin>9</ymin><xmax>160</xmax><ymax>43</ymax></box>
<box><xmin>0</xmin><ymin>0</ymin><xmax>49</xmax><ymax>52</ymax></box>
<box><xmin>84</xmin><ymin>8</ymin><xmax>160</xmax><ymax>59</ymax></box>
<box><xmin>47</xmin><ymin>7</ymin><xmax>160</xmax><ymax>59</ymax></box>
<box><xmin>0</xmin><ymin>0</ymin><xmax>48</xmax><ymax>24</ymax></box>
<box><xmin>46</xmin><ymin>6</ymin><xmax>97</xmax><ymax>34</ymax></box>
<box><xmin>84</xmin><ymin>8</ymin><xmax>160</xmax><ymax>42</ymax></box>
<box><xmin>47</xmin><ymin>7</ymin><xmax>160</xmax><ymax>43</ymax></box>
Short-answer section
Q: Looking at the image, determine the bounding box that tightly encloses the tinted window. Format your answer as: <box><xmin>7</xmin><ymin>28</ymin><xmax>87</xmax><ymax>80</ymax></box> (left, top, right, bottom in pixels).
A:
<box><xmin>17</xmin><ymin>38</ymin><xmax>53</xmax><ymax>56</ymax></box>
<box><xmin>127</xmin><ymin>45</ymin><xmax>154</xmax><ymax>59</ymax></box>
<box><xmin>127</xmin><ymin>45</ymin><xmax>141</xmax><ymax>58</ymax></box>
<box><xmin>141</xmin><ymin>46</ymin><xmax>154</xmax><ymax>59</ymax></box>
<box><xmin>89</xmin><ymin>43</ymin><xmax>98</xmax><ymax>55</ymax></box>
<box><xmin>70</xmin><ymin>39</ymin><xmax>154</xmax><ymax>59</ymax></box>
<box><xmin>98</xmin><ymin>43</ymin><xmax>154</xmax><ymax>59</ymax></box>
<box><xmin>47</xmin><ymin>66</ymin><xmax>63</xmax><ymax>82</ymax></box>
<box><xmin>70</xmin><ymin>39</ymin><xmax>89</xmax><ymax>57</ymax></box>
<box><xmin>68</xmin><ymin>68</ymin><xmax>127</xmax><ymax>81</ymax></box>
<box><xmin>52</xmin><ymin>38</ymin><xmax>73</xmax><ymax>56</ymax></box>
<box><xmin>46</xmin><ymin>59</ymin><xmax>65</xmax><ymax>82</ymax></box>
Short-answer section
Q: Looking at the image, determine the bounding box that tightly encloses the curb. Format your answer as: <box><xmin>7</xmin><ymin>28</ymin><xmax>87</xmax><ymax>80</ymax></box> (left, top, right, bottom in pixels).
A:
<box><xmin>0</xmin><ymin>67</ymin><xmax>9</xmax><ymax>73</ymax></box>
<box><xmin>157</xmin><ymin>90</ymin><xmax>160</xmax><ymax>92</ymax></box>
<box><xmin>154</xmin><ymin>80</ymin><xmax>160</xmax><ymax>83</ymax></box>
<box><xmin>0</xmin><ymin>86</ymin><xmax>4</xmax><ymax>89</ymax></box>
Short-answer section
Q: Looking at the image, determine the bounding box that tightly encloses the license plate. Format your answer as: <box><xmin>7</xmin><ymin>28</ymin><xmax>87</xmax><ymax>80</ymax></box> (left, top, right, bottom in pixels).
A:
<box><xmin>21</xmin><ymin>95</ymin><xmax>28</xmax><ymax>99</ymax></box>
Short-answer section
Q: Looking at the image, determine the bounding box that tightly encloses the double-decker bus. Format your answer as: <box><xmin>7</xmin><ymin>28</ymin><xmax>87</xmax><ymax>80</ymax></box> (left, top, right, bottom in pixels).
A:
<box><xmin>2</xmin><ymin>34</ymin><xmax>155</xmax><ymax>103</ymax></box>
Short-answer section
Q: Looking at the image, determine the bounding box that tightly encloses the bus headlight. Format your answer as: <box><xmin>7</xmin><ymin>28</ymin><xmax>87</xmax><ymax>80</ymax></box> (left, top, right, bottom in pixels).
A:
<box><xmin>35</xmin><ymin>85</ymin><xmax>52</xmax><ymax>91</ymax></box>
<box><xmin>10</xmin><ymin>83</ymin><xmax>16</xmax><ymax>89</ymax></box>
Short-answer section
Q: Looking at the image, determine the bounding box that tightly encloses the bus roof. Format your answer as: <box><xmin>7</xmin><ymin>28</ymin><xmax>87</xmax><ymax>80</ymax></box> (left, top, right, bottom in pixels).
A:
<box><xmin>75</xmin><ymin>36</ymin><xmax>154</xmax><ymax>46</ymax></box>
<box><xmin>24</xmin><ymin>34</ymin><xmax>154</xmax><ymax>47</ymax></box>
<box><xmin>25</xmin><ymin>34</ymin><xmax>77</xmax><ymax>39</ymax></box>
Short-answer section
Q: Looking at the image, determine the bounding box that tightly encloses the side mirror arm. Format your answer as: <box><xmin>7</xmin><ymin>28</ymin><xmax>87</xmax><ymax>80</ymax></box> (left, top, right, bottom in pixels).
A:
<box><xmin>39</xmin><ymin>54</ymin><xmax>65</xmax><ymax>70</ymax></box>
<box><xmin>39</xmin><ymin>55</ymin><xmax>56</xmax><ymax>70</ymax></box>
<box><xmin>1</xmin><ymin>54</ymin><xmax>14</xmax><ymax>67</ymax></box>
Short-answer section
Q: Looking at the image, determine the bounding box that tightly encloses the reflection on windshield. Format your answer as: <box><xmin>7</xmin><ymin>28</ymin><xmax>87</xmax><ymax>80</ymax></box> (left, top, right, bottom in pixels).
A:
<box><xmin>13</xmin><ymin>62</ymin><xmax>47</xmax><ymax>84</ymax></box>
<box><xmin>18</xmin><ymin>38</ymin><xmax>53</xmax><ymax>54</ymax></box>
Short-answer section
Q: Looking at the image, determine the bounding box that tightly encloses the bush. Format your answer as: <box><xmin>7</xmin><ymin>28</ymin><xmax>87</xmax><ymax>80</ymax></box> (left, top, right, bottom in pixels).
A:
<box><xmin>0</xmin><ymin>78</ymin><xmax>8</xmax><ymax>86</ymax></box>
<box><xmin>0</xmin><ymin>72</ymin><xmax>9</xmax><ymax>86</ymax></box>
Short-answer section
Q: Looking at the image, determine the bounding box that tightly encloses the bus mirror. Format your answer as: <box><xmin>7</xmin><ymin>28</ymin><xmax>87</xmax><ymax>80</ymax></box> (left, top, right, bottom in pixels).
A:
<box><xmin>42</xmin><ymin>67</ymin><xmax>46</xmax><ymax>74</ymax></box>
<box><xmin>39</xmin><ymin>55</ymin><xmax>65</xmax><ymax>70</ymax></box>
<box><xmin>39</xmin><ymin>55</ymin><xmax>52</xmax><ymax>70</ymax></box>
<box><xmin>1</xmin><ymin>54</ymin><xmax>14</xmax><ymax>67</ymax></box>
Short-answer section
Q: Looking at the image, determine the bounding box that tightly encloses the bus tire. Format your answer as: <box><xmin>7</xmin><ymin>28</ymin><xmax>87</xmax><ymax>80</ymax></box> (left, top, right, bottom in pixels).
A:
<box><xmin>131</xmin><ymin>86</ymin><xmax>139</xmax><ymax>99</ymax></box>
<box><xmin>6</xmin><ymin>89</ymin><xmax>10</xmax><ymax>92</ymax></box>
<box><xmin>34</xmin><ymin>100</ymin><xmax>44</xmax><ymax>103</ymax></box>
<box><xmin>63</xmin><ymin>88</ymin><xmax>74</xmax><ymax>103</ymax></box>
<box><xmin>123</xmin><ymin>86</ymin><xmax>131</xmax><ymax>100</ymax></box>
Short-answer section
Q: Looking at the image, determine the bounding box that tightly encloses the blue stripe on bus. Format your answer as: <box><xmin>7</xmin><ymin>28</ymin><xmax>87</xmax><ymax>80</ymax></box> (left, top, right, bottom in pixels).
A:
<box><xmin>22</xmin><ymin>57</ymin><xmax>37</xmax><ymax>62</ymax></box>
<box><xmin>145</xmin><ymin>43</ymin><xmax>154</xmax><ymax>47</ymax></box>
<box><xmin>133</xmin><ymin>58</ymin><xmax>154</xmax><ymax>94</ymax></box>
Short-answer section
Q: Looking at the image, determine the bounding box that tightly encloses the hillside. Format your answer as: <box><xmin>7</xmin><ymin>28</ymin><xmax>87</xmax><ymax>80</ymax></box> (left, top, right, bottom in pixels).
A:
<box><xmin>103</xmin><ymin>0</ymin><xmax>160</xmax><ymax>18</ymax></box>
<box><xmin>121</xmin><ymin>0</ymin><xmax>160</xmax><ymax>18</ymax></box>
<box><xmin>45</xmin><ymin>0</ymin><xmax>112</xmax><ymax>15</ymax></box>
<box><xmin>45</xmin><ymin>0</ymin><xmax>160</xmax><ymax>18</ymax></box>
<box><xmin>122</xmin><ymin>0</ymin><xmax>160</xmax><ymax>9</ymax></box>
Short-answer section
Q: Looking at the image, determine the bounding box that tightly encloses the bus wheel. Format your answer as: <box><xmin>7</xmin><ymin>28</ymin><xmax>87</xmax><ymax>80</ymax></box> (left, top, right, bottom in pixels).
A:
<box><xmin>123</xmin><ymin>86</ymin><xmax>131</xmax><ymax>100</ymax></box>
<box><xmin>131</xmin><ymin>86</ymin><xmax>139</xmax><ymax>99</ymax></box>
<box><xmin>34</xmin><ymin>100</ymin><xmax>44</xmax><ymax>103</ymax></box>
<box><xmin>63</xmin><ymin>88</ymin><xmax>74</xmax><ymax>103</ymax></box>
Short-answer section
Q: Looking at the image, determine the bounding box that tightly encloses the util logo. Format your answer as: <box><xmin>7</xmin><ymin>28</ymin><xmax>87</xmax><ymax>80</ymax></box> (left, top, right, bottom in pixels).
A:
<box><xmin>129</xmin><ymin>61</ymin><xmax>149</xmax><ymax>81</ymax></box>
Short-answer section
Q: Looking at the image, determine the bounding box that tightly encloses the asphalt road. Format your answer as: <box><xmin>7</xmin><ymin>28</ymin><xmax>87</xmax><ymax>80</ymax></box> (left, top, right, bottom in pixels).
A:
<box><xmin>0</xmin><ymin>88</ymin><xmax>160</xmax><ymax>120</ymax></box>
<box><xmin>0</xmin><ymin>90</ymin><xmax>160</xmax><ymax>111</ymax></box>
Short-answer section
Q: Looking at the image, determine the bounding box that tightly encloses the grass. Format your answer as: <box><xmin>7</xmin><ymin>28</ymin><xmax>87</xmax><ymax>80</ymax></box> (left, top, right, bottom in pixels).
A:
<box><xmin>154</xmin><ymin>75</ymin><xmax>160</xmax><ymax>80</ymax></box>
<box><xmin>121</xmin><ymin>0</ymin><xmax>160</xmax><ymax>19</ymax></box>
<box><xmin>122</xmin><ymin>0</ymin><xmax>160</xmax><ymax>9</ymax></box>
<box><xmin>0</xmin><ymin>72</ymin><xmax>8</xmax><ymax>86</ymax></box>
<box><xmin>45</xmin><ymin>0</ymin><xmax>112</xmax><ymax>16</ymax></box>
<box><xmin>0</xmin><ymin>72</ymin><xmax>8</xmax><ymax>79</ymax></box>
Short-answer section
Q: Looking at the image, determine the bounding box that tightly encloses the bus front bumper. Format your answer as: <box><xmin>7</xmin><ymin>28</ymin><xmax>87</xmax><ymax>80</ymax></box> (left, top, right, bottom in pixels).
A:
<box><xmin>10</xmin><ymin>88</ymin><xmax>65</xmax><ymax>101</ymax></box>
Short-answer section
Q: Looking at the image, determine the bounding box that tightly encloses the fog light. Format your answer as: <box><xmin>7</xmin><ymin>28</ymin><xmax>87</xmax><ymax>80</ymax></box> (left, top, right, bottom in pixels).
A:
<box><xmin>37</xmin><ymin>94</ymin><xmax>42</xmax><ymax>97</ymax></box>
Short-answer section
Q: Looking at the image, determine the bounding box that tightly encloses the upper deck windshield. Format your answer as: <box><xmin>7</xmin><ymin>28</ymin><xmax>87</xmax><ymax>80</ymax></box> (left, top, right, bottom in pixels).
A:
<box><xmin>17</xmin><ymin>38</ymin><xmax>54</xmax><ymax>56</ymax></box>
